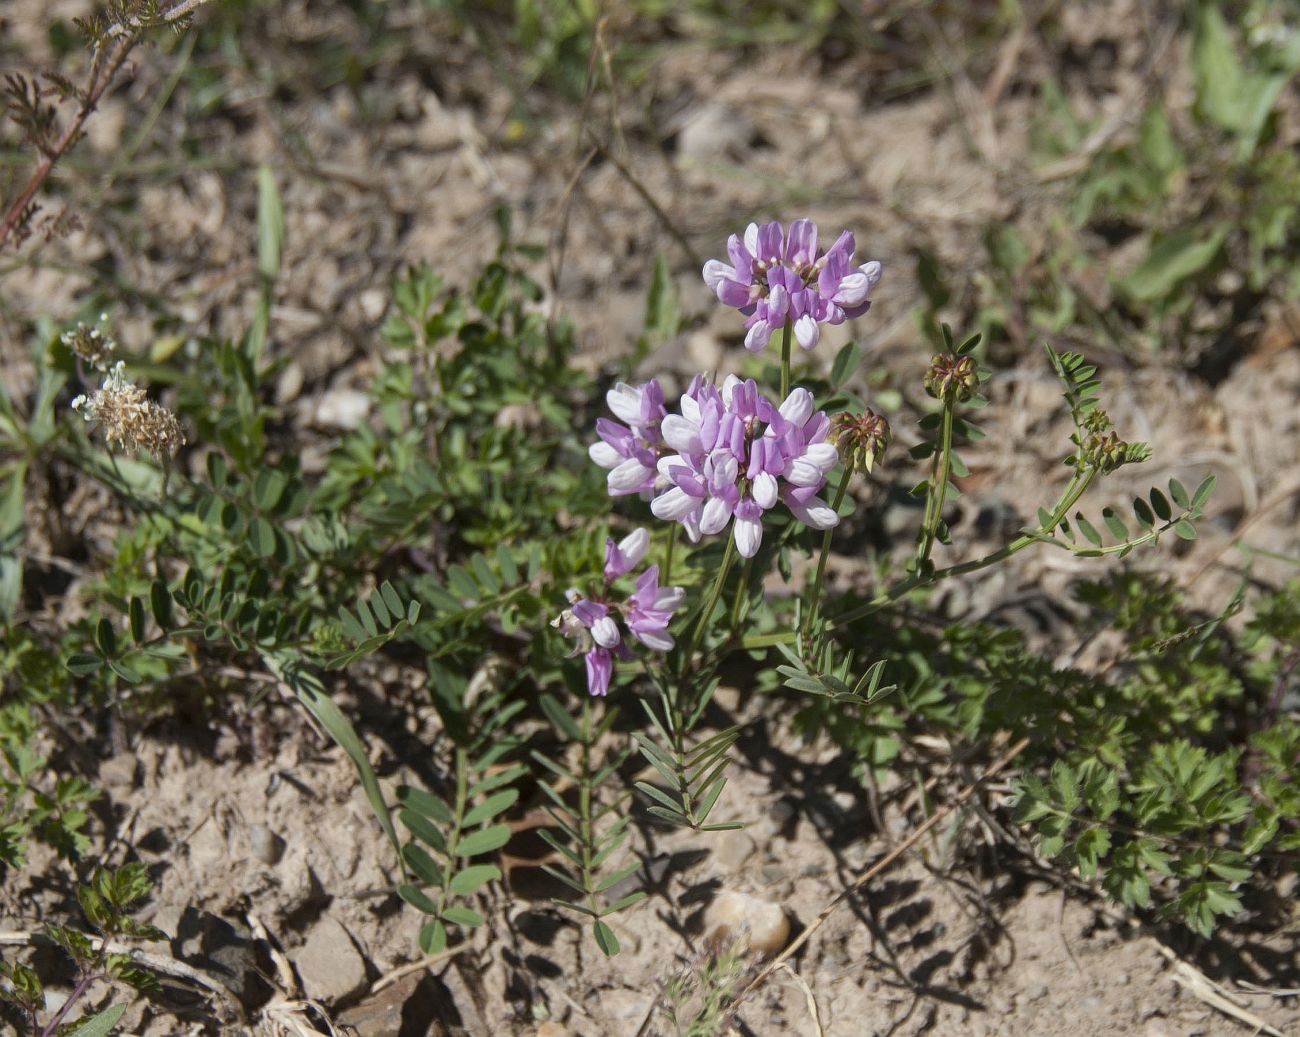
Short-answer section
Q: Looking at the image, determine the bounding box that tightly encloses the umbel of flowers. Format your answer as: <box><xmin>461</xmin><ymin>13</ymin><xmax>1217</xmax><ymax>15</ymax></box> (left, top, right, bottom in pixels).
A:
<box><xmin>590</xmin><ymin>375</ymin><xmax>840</xmax><ymax>558</ymax></box>
<box><xmin>568</xmin><ymin>216</ymin><xmax>882</xmax><ymax>695</ymax></box>
<box><xmin>553</xmin><ymin>529</ymin><xmax>685</xmax><ymax>697</ymax></box>
<box><xmin>703</xmin><ymin>218</ymin><xmax>881</xmax><ymax>352</ymax></box>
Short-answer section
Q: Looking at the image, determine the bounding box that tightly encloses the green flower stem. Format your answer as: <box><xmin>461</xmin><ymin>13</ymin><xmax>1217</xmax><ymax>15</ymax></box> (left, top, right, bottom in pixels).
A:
<box><xmin>682</xmin><ymin>532</ymin><xmax>737</xmax><ymax>666</ymax></box>
<box><xmin>780</xmin><ymin>319</ymin><xmax>793</xmax><ymax>400</ymax></box>
<box><xmin>578</xmin><ymin>698</ymin><xmax>601</xmax><ymax>918</ymax></box>
<box><xmin>738</xmin><ymin>467</ymin><xmax>1098</xmax><ymax>649</ymax></box>
<box><xmin>662</xmin><ymin>523</ymin><xmax>678</xmax><ymax>588</ymax></box>
<box><xmin>729</xmin><ymin>554</ymin><xmax>754</xmax><ymax>636</ymax></box>
<box><xmin>803</xmin><ymin>460</ymin><xmax>856</xmax><ymax>638</ymax></box>
<box><xmin>915</xmin><ymin>398</ymin><xmax>956</xmax><ymax>569</ymax></box>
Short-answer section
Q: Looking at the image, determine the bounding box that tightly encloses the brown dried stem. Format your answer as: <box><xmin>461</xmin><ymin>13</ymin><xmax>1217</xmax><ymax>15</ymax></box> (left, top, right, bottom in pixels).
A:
<box><xmin>0</xmin><ymin>0</ymin><xmax>213</xmax><ymax>251</ymax></box>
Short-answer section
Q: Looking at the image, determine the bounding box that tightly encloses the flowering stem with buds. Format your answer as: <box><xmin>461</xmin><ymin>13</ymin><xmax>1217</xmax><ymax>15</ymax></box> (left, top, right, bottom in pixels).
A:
<box><xmin>804</xmin><ymin>459</ymin><xmax>856</xmax><ymax>638</ymax></box>
<box><xmin>915</xmin><ymin>398</ymin><xmax>956</xmax><ymax>570</ymax></box>
<box><xmin>779</xmin><ymin>319</ymin><xmax>793</xmax><ymax>401</ymax></box>
<box><xmin>741</xmin><ymin>466</ymin><xmax>1099</xmax><ymax>648</ymax></box>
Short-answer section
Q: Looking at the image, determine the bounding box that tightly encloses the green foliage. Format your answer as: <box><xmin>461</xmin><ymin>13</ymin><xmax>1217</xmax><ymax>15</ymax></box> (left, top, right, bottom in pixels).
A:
<box><xmin>991</xmin><ymin>1</ymin><xmax>1300</xmax><ymax>361</ymax></box>
<box><xmin>395</xmin><ymin>684</ymin><xmax>526</xmax><ymax>954</ymax></box>
<box><xmin>530</xmin><ymin>695</ymin><xmax>645</xmax><ymax>955</ymax></box>
<box><xmin>2</xmin><ymin>863</ymin><xmax>164</xmax><ymax>1037</ymax></box>
<box><xmin>660</xmin><ymin>940</ymin><xmax>749</xmax><ymax>1037</ymax></box>
<box><xmin>0</xmin><ymin>702</ymin><xmax>98</xmax><ymax>871</ymax></box>
<box><xmin>635</xmin><ymin>681</ymin><xmax>741</xmax><ymax>833</ymax></box>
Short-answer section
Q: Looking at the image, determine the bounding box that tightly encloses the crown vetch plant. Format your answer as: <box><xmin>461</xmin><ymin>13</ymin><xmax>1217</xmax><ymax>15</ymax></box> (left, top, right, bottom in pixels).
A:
<box><xmin>7</xmin><ymin>203</ymin><xmax>1288</xmax><ymax>998</ymax></box>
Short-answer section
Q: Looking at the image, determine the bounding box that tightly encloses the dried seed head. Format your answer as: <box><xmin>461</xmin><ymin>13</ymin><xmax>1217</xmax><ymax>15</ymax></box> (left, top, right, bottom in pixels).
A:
<box><xmin>71</xmin><ymin>362</ymin><xmax>185</xmax><ymax>462</ymax></box>
<box><xmin>924</xmin><ymin>352</ymin><xmax>979</xmax><ymax>403</ymax></box>
<box><xmin>61</xmin><ymin>319</ymin><xmax>116</xmax><ymax>372</ymax></box>
<box><xmin>830</xmin><ymin>408</ymin><xmax>891</xmax><ymax>473</ymax></box>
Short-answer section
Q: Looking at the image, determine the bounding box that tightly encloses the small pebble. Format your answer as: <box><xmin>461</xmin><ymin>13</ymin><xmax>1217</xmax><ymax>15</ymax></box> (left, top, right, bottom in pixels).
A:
<box><xmin>705</xmin><ymin>891</ymin><xmax>790</xmax><ymax>954</ymax></box>
<box><xmin>248</xmin><ymin>823</ymin><xmax>286</xmax><ymax>865</ymax></box>
<box><xmin>713</xmin><ymin>830</ymin><xmax>756</xmax><ymax>871</ymax></box>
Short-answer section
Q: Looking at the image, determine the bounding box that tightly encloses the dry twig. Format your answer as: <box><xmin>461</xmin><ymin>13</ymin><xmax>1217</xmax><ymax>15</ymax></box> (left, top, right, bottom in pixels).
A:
<box><xmin>734</xmin><ymin>735</ymin><xmax>1031</xmax><ymax>1008</ymax></box>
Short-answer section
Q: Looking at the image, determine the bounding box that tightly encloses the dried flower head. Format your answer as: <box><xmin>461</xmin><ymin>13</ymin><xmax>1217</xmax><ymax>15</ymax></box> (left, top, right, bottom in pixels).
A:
<box><xmin>60</xmin><ymin>317</ymin><xmax>116</xmax><ymax>372</ymax></box>
<box><xmin>71</xmin><ymin>361</ymin><xmax>185</xmax><ymax>462</ymax></box>
<box><xmin>830</xmin><ymin>408</ymin><xmax>891</xmax><ymax>474</ymax></box>
<box><xmin>924</xmin><ymin>352</ymin><xmax>979</xmax><ymax>403</ymax></box>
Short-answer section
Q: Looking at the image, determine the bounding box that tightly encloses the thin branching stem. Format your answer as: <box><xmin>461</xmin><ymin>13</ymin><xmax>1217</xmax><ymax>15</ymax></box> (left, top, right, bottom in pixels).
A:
<box><xmin>742</xmin><ymin>468</ymin><xmax>1098</xmax><ymax>648</ymax></box>
<box><xmin>1</xmin><ymin>0</ymin><xmax>214</xmax><ymax>250</ymax></box>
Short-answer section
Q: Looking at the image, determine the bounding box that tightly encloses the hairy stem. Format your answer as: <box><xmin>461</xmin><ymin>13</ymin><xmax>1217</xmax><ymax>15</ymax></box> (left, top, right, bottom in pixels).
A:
<box><xmin>662</xmin><ymin>523</ymin><xmax>678</xmax><ymax>588</ymax></box>
<box><xmin>686</xmin><ymin>532</ymin><xmax>738</xmax><ymax>654</ymax></box>
<box><xmin>729</xmin><ymin>554</ymin><xmax>753</xmax><ymax>636</ymax></box>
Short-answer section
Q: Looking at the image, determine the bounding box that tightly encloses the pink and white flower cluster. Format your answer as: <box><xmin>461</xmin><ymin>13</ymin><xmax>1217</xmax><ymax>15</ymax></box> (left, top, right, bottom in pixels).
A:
<box><xmin>703</xmin><ymin>218</ymin><xmax>881</xmax><ymax>353</ymax></box>
<box><xmin>589</xmin><ymin>375</ymin><xmax>840</xmax><ymax>560</ymax></box>
<box><xmin>553</xmin><ymin>528</ymin><xmax>685</xmax><ymax>697</ymax></box>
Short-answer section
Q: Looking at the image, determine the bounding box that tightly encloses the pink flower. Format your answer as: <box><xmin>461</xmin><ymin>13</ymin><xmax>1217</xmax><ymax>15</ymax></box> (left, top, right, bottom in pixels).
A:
<box><xmin>703</xmin><ymin>220</ymin><xmax>881</xmax><ymax>352</ymax></box>
<box><xmin>554</xmin><ymin>528</ymin><xmax>685</xmax><ymax>696</ymax></box>
<box><xmin>651</xmin><ymin>376</ymin><xmax>840</xmax><ymax>558</ymax></box>
<box><xmin>588</xmin><ymin>380</ymin><xmax>667</xmax><ymax>497</ymax></box>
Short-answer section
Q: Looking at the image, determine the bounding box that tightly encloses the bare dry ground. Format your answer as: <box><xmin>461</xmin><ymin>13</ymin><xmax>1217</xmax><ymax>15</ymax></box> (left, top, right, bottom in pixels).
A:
<box><xmin>2</xmin><ymin>2</ymin><xmax>1299</xmax><ymax>1035</ymax></box>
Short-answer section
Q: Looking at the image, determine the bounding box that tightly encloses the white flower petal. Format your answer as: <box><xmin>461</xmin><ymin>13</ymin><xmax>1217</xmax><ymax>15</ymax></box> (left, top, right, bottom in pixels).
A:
<box><xmin>606</xmin><ymin>382</ymin><xmax>643</xmax><ymax>425</ymax></box>
<box><xmin>634</xmin><ymin>628</ymin><xmax>674</xmax><ymax>651</ymax></box>
<box><xmin>588</xmin><ymin>441</ymin><xmax>621</xmax><ymax>468</ymax></box>
<box><xmin>702</xmin><ymin>259</ymin><xmax>735</xmax><ymax>292</ymax></box>
<box><xmin>744</xmin><ymin>322</ymin><xmax>772</xmax><ymax>353</ymax></box>
<box><xmin>699</xmin><ymin>496</ymin><xmax>733</xmax><ymax>535</ymax></box>
<box><xmin>591</xmin><ymin>616</ymin><xmax>622</xmax><ymax>648</ymax></box>
<box><xmin>778</xmin><ymin>388</ymin><xmax>814</xmax><ymax>427</ymax></box>
<box><xmin>609</xmin><ymin>458</ymin><xmax>651</xmax><ymax>491</ymax></box>
<box><xmin>651</xmin><ymin>487</ymin><xmax>697</xmax><ymax>521</ymax></box>
<box><xmin>804</xmin><ymin>442</ymin><xmax>838</xmax><ymax>470</ymax></box>
<box><xmin>795</xmin><ymin>497</ymin><xmax>839</xmax><ymax>530</ymax></box>
<box><xmin>734</xmin><ymin>514</ymin><xmax>763</xmax><ymax>558</ymax></box>
<box><xmin>654</xmin><ymin>588</ymin><xmax>685</xmax><ymax>611</ymax></box>
<box><xmin>752</xmin><ymin>472</ymin><xmax>778</xmax><ymax>509</ymax></box>
<box><xmin>617</xmin><ymin>528</ymin><xmax>650</xmax><ymax>568</ymax></box>
<box><xmin>794</xmin><ymin>314</ymin><xmax>820</xmax><ymax>350</ymax></box>
<box><xmin>744</xmin><ymin>222</ymin><xmax>759</xmax><ymax>256</ymax></box>
<box><xmin>786</xmin><ymin>459</ymin><xmax>824</xmax><ymax>487</ymax></box>
<box><xmin>662</xmin><ymin>414</ymin><xmax>702</xmax><ymax>454</ymax></box>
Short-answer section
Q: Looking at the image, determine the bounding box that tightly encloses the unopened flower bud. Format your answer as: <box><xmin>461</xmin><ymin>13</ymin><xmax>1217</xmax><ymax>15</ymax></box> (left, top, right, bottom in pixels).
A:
<box><xmin>830</xmin><ymin>408</ymin><xmax>891</xmax><ymax>473</ymax></box>
<box><xmin>1077</xmin><ymin>409</ymin><xmax>1124</xmax><ymax>473</ymax></box>
<box><xmin>924</xmin><ymin>353</ymin><xmax>979</xmax><ymax>403</ymax></box>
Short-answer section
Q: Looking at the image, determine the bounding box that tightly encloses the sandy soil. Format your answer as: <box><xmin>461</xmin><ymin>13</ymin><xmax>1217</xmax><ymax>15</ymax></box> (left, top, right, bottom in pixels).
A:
<box><xmin>2</xmin><ymin>1</ymin><xmax>1299</xmax><ymax>1035</ymax></box>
